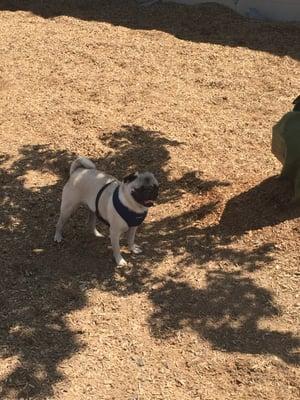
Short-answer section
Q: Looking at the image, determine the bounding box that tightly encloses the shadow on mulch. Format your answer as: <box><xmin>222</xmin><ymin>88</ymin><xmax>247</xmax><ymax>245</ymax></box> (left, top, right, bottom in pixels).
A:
<box><xmin>1</xmin><ymin>1</ymin><xmax>299</xmax><ymax>60</ymax></box>
<box><xmin>0</xmin><ymin>126</ymin><xmax>299</xmax><ymax>398</ymax></box>
<box><xmin>219</xmin><ymin>175</ymin><xmax>300</xmax><ymax>236</ymax></box>
<box><xmin>148</xmin><ymin>272</ymin><xmax>300</xmax><ymax>365</ymax></box>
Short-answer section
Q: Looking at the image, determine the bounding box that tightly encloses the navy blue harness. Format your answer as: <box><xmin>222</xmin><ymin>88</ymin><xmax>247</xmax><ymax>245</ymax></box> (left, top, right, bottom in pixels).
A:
<box><xmin>95</xmin><ymin>182</ymin><xmax>148</xmax><ymax>228</ymax></box>
<box><xmin>95</xmin><ymin>181</ymin><xmax>114</xmax><ymax>226</ymax></box>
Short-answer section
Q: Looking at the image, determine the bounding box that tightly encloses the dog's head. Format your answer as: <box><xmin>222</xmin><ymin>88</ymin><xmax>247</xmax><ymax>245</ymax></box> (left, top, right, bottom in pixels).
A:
<box><xmin>123</xmin><ymin>172</ymin><xmax>159</xmax><ymax>207</ymax></box>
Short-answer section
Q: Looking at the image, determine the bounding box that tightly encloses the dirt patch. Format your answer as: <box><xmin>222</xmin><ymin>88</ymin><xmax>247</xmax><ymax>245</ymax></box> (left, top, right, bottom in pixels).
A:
<box><xmin>0</xmin><ymin>1</ymin><xmax>299</xmax><ymax>399</ymax></box>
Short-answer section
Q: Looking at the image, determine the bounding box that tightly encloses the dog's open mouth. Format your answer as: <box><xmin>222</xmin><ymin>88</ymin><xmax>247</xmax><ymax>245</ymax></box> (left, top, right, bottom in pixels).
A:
<box><xmin>131</xmin><ymin>187</ymin><xmax>158</xmax><ymax>208</ymax></box>
<box><xmin>143</xmin><ymin>200</ymin><xmax>154</xmax><ymax>207</ymax></box>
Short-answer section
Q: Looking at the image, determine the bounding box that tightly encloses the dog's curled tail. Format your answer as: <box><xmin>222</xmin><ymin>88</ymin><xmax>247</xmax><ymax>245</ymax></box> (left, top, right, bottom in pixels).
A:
<box><xmin>69</xmin><ymin>157</ymin><xmax>96</xmax><ymax>176</ymax></box>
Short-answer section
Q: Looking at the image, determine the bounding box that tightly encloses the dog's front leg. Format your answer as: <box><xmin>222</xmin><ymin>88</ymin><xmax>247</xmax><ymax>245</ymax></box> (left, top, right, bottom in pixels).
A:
<box><xmin>127</xmin><ymin>227</ymin><xmax>142</xmax><ymax>254</ymax></box>
<box><xmin>88</xmin><ymin>210</ymin><xmax>103</xmax><ymax>237</ymax></box>
<box><xmin>110</xmin><ymin>227</ymin><xmax>127</xmax><ymax>266</ymax></box>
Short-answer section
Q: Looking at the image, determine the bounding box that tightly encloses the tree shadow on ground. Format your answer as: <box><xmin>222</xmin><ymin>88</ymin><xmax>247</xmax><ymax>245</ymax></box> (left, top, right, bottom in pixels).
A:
<box><xmin>0</xmin><ymin>145</ymin><xmax>86</xmax><ymax>398</ymax></box>
<box><xmin>1</xmin><ymin>1</ymin><xmax>299</xmax><ymax>60</ymax></box>
<box><xmin>99</xmin><ymin>125</ymin><xmax>229</xmax><ymax>204</ymax></box>
<box><xmin>0</xmin><ymin>126</ymin><xmax>299</xmax><ymax>397</ymax></box>
<box><xmin>148</xmin><ymin>272</ymin><xmax>300</xmax><ymax>365</ymax></box>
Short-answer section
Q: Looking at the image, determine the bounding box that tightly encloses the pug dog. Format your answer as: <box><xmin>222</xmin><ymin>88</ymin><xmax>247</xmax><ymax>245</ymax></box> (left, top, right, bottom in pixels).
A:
<box><xmin>54</xmin><ymin>157</ymin><xmax>159</xmax><ymax>266</ymax></box>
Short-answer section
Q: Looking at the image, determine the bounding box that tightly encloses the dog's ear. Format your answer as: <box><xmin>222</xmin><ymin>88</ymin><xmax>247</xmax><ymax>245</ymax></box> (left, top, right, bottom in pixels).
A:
<box><xmin>292</xmin><ymin>95</ymin><xmax>300</xmax><ymax>111</ymax></box>
<box><xmin>123</xmin><ymin>172</ymin><xmax>138</xmax><ymax>183</ymax></box>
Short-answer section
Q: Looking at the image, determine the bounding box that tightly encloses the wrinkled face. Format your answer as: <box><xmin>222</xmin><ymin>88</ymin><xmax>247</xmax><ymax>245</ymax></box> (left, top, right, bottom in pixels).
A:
<box><xmin>123</xmin><ymin>172</ymin><xmax>159</xmax><ymax>207</ymax></box>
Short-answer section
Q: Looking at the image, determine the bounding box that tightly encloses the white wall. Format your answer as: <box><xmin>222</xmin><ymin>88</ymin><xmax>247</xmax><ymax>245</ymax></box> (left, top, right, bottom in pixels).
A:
<box><xmin>163</xmin><ymin>0</ymin><xmax>300</xmax><ymax>22</ymax></box>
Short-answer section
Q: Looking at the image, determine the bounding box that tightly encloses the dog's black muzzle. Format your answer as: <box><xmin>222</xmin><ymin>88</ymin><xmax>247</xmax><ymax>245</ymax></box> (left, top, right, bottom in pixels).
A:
<box><xmin>132</xmin><ymin>185</ymin><xmax>159</xmax><ymax>207</ymax></box>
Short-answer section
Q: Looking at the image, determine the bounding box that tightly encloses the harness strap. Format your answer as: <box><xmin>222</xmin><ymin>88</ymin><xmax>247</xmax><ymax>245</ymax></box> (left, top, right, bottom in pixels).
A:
<box><xmin>95</xmin><ymin>182</ymin><xmax>148</xmax><ymax>228</ymax></box>
<box><xmin>95</xmin><ymin>181</ymin><xmax>115</xmax><ymax>226</ymax></box>
<box><xmin>113</xmin><ymin>186</ymin><xmax>147</xmax><ymax>227</ymax></box>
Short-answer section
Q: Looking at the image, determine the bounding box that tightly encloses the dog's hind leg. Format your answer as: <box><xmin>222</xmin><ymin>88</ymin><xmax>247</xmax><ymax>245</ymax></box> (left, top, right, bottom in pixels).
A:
<box><xmin>87</xmin><ymin>209</ymin><xmax>103</xmax><ymax>237</ymax></box>
<box><xmin>54</xmin><ymin>199</ymin><xmax>79</xmax><ymax>243</ymax></box>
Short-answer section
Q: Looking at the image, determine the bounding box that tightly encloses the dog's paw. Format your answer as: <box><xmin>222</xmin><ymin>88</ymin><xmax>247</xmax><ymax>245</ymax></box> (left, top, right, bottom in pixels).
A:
<box><xmin>115</xmin><ymin>256</ymin><xmax>128</xmax><ymax>267</ymax></box>
<box><xmin>54</xmin><ymin>232</ymin><xmax>63</xmax><ymax>243</ymax></box>
<box><xmin>130</xmin><ymin>244</ymin><xmax>142</xmax><ymax>254</ymax></box>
